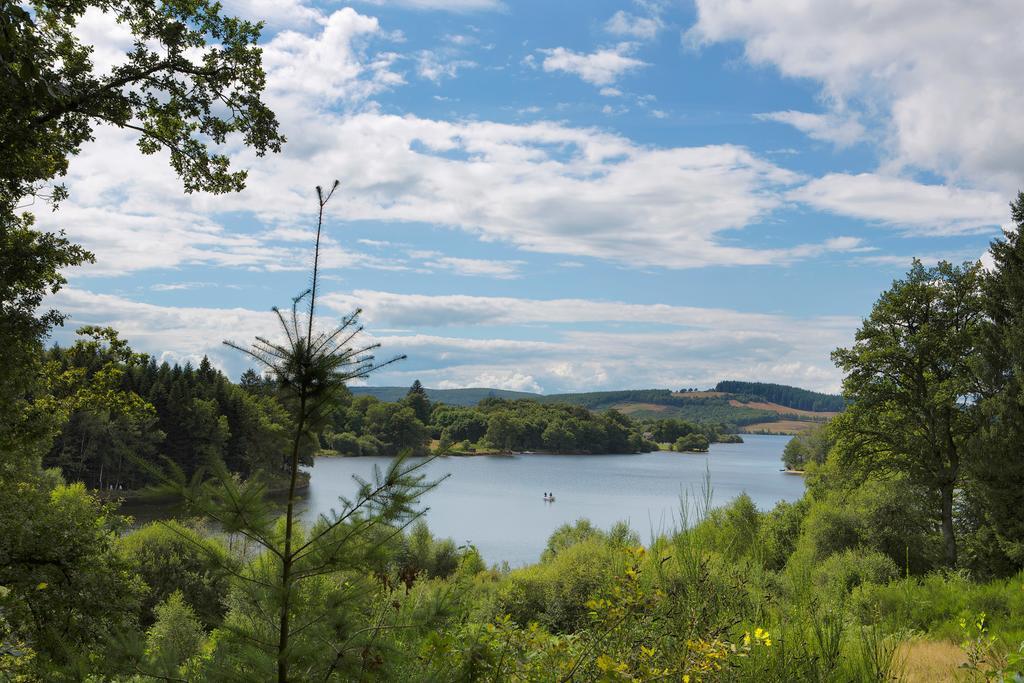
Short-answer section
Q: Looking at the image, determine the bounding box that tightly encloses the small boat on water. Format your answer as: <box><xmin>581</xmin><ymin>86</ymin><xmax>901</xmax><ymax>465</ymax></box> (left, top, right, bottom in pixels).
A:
<box><xmin>543</xmin><ymin>493</ymin><xmax>556</xmax><ymax>502</ymax></box>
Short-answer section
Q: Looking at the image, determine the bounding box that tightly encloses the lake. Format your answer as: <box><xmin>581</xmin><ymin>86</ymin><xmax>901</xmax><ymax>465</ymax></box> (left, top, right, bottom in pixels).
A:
<box><xmin>298</xmin><ymin>434</ymin><xmax>803</xmax><ymax>567</ymax></box>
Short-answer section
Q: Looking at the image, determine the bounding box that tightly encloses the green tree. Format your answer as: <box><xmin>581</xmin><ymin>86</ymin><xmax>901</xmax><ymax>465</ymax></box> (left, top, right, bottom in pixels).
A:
<box><xmin>831</xmin><ymin>259</ymin><xmax>984</xmax><ymax>567</ymax></box>
<box><xmin>542</xmin><ymin>419</ymin><xmax>576</xmax><ymax>452</ymax></box>
<box><xmin>485</xmin><ymin>412</ymin><xmax>523</xmax><ymax>451</ymax></box>
<box><xmin>1</xmin><ymin>0</ymin><xmax>282</xmax><ymax>207</ymax></box>
<box><xmin>168</xmin><ymin>183</ymin><xmax>441</xmax><ymax>682</ymax></box>
<box><xmin>0</xmin><ymin>480</ymin><xmax>144</xmax><ymax>677</ymax></box>
<box><xmin>971</xmin><ymin>191</ymin><xmax>1024</xmax><ymax>571</ymax></box>
<box><xmin>674</xmin><ymin>433</ymin><xmax>709</xmax><ymax>452</ymax></box>
<box><xmin>363</xmin><ymin>402</ymin><xmax>430</xmax><ymax>456</ymax></box>
<box><xmin>781</xmin><ymin>421</ymin><xmax>833</xmax><ymax>471</ymax></box>
<box><xmin>118</xmin><ymin>521</ymin><xmax>230</xmax><ymax>628</ymax></box>
<box><xmin>404</xmin><ymin>379</ymin><xmax>432</xmax><ymax>424</ymax></box>
<box><xmin>143</xmin><ymin>591</ymin><xmax>206</xmax><ymax>678</ymax></box>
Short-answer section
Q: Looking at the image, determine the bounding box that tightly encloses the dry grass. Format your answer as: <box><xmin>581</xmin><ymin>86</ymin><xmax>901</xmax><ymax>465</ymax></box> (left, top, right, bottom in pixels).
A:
<box><xmin>615</xmin><ymin>402</ymin><xmax>673</xmax><ymax>414</ymax></box>
<box><xmin>899</xmin><ymin>639</ymin><xmax>966</xmax><ymax>682</ymax></box>
<box><xmin>740</xmin><ymin>420</ymin><xmax>822</xmax><ymax>434</ymax></box>
<box><xmin>727</xmin><ymin>398</ymin><xmax>838</xmax><ymax>419</ymax></box>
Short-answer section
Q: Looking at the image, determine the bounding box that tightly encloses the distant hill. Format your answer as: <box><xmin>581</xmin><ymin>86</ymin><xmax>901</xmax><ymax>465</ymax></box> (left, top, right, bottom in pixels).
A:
<box><xmin>351</xmin><ymin>382</ymin><xmax>843</xmax><ymax>434</ymax></box>
<box><xmin>713</xmin><ymin>381</ymin><xmax>847</xmax><ymax>412</ymax></box>
<box><xmin>349</xmin><ymin>386</ymin><xmax>540</xmax><ymax>406</ymax></box>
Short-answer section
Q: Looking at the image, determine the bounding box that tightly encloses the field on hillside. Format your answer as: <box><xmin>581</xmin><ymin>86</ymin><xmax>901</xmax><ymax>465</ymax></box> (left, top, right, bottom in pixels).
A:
<box><xmin>352</xmin><ymin>383</ymin><xmax>843</xmax><ymax>431</ymax></box>
<box><xmin>740</xmin><ymin>420</ymin><xmax>821</xmax><ymax>434</ymax></box>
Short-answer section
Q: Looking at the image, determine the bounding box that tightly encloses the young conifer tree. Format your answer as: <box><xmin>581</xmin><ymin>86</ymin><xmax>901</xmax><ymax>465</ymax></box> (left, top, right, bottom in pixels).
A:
<box><xmin>151</xmin><ymin>183</ymin><xmax>440</xmax><ymax>681</ymax></box>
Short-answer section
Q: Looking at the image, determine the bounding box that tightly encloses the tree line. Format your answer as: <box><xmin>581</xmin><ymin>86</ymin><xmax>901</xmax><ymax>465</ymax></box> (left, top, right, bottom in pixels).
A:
<box><xmin>714</xmin><ymin>380</ymin><xmax>848</xmax><ymax>412</ymax></box>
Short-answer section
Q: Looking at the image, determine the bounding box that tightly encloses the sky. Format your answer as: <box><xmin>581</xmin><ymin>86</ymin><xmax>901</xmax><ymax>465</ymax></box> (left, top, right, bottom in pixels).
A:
<box><xmin>41</xmin><ymin>0</ymin><xmax>1022</xmax><ymax>394</ymax></box>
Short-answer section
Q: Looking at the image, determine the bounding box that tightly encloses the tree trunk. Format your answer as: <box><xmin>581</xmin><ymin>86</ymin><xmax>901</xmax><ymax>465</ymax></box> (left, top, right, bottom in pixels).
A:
<box><xmin>278</xmin><ymin>392</ymin><xmax>307</xmax><ymax>683</ymax></box>
<box><xmin>940</xmin><ymin>482</ymin><xmax>957</xmax><ymax>567</ymax></box>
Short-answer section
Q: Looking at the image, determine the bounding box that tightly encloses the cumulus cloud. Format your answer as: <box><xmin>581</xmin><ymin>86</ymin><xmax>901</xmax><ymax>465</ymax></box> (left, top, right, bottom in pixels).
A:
<box><xmin>52</xmin><ymin>288</ymin><xmax>855</xmax><ymax>393</ymax></box>
<box><xmin>789</xmin><ymin>173</ymin><xmax>1008</xmax><ymax>235</ymax></box>
<box><xmin>219</xmin><ymin>0</ymin><xmax>323</xmax><ymax>29</ymax></box>
<box><xmin>688</xmin><ymin>0</ymin><xmax>1024</xmax><ymax>192</ymax></box>
<box><xmin>755</xmin><ymin>110</ymin><xmax>865</xmax><ymax>148</ymax></box>
<box><xmin>357</xmin><ymin>0</ymin><xmax>504</xmax><ymax>10</ymax></box>
<box><xmin>414</xmin><ymin>254</ymin><xmax>526</xmax><ymax>279</ymax></box>
<box><xmin>261</xmin><ymin>8</ymin><xmax>403</xmax><ymax>109</ymax></box>
<box><xmin>538</xmin><ymin>44</ymin><xmax>648</xmax><ymax>86</ymax></box>
<box><xmin>226</xmin><ymin>113</ymin><xmax>878</xmax><ymax>269</ymax></box>
<box><xmin>48</xmin><ymin>6</ymin><xmax>879</xmax><ymax>274</ymax></box>
<box><xmin>605</xmin><ymin>10</ymin><xmax>662</xmax><ymax>40</ymax></box>
<box><xmin>416</xmin><ymin>50</ymin><xmax>476</xmax><ymax>82</ymax></box>
<box><xmin>438</xmin><ymin>372</ymin><xmax>542</xmax><ymax>393</ymax></box>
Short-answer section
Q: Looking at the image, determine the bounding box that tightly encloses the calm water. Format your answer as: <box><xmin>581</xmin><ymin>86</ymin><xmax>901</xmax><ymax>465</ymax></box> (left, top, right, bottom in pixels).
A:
<box><xmin>298</xmin><ymin>435</ymin><xmax>803</xmax><ymax>567</ymax></box>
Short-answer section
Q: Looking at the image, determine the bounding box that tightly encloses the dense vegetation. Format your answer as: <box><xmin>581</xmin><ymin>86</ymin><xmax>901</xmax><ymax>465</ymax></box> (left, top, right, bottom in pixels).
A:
<box><xmin>353</xmin><ymin>384</ymin><xmax>841</xmax><ymax>430</ymax></box>
<box><xmin>781</xmin><ymin>421</ymin><xmax>833</xmax><ymax>471</ymax></box>
<box><xmin>350</xmin><ymin>385</ymin><xmax>539</xmax><ymax>406</ymax></box>
<box><xmin>3</xmin><ymin>3</ymin><xmax>1024</xmax><ymax>680</ymax></box>
<box><xmin>43</xmin><ymin>349</ymin><xmax>295</xmax><ymax>491</ymax></box>
<box><xmin>714</xmin><ymin>381</ymin><xmax>847</xmax><ymax>412</ymax></box>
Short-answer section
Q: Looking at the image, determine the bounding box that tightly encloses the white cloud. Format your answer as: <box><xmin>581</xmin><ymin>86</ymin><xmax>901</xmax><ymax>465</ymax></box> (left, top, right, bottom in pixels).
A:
<box><xmin>438</xmin><ymin>372</ymin><xmax>542</xmax><ymax>393</ymax></box>
<box><xmin>357</xmin><ymin>0</ymin><xmax>504</xmax><ymax>10</ymax></box>
<box><xmin>416</xmin><ymin>50</ymin><xmax>477</xmax><ymax>82</ymax></box>
<box><xmin>755</xmin><ymin>110</ymin><xmax>865</xmax><ymax>148</ymax></box>
<box><xmin>51</xmin><ymin>288</ymin><xmax>856</xmax><ymax>393</ymax></box>
<box><xmin>49</xmin><ymin>4</ymin><xmax>880</xmax><ymax>280</ymax></box>
<box><xmin>151</xmin><ymin>282</ymin><xmax>220</xmax><ymax>291</ymax></box>
<box><xmin>599</xmin><ymin>87</ymin><xmax>623</xmax><ymax>97</ymax></box>
<box><xmin>790</xmin><ymin>173</ymin><xmax>1008</xmax><ymax>235</ymax></box>
<box><xmin>688</xmin><ymin>0</ymin><xmax>1024</xmax><ymax>192</ymax></box>
<box><xmin>418</xmin><ymin>255</ymin><xmax>525</xmax><ymax>279</ymax></box>
<box><xmin>539</xmin><ymin>44</ymin><xmax>648</xmax><ymax>86</ymax></box>
<box><xmin>261</xmin><ymin>8</ymin><xmax>402</xmax><ymax>109</ymax></box>
<box><xmin>320</xmin><ymin>289</ymin><xmax>853</xmax><ymax>335</ymax></box>
<box><xmin>226</xmin><ymin>112</ymin><xmax>877</xmax><ymax>269</ymax></box>
<box><xmin>605</xmin><ymin>10</ymin><xmax>662</xmax><ymax>40</ymax></box>
<box><xmin>219</xmin><ymin>0</ymin><xmax>323</xmax><ymax>29</ymax></box>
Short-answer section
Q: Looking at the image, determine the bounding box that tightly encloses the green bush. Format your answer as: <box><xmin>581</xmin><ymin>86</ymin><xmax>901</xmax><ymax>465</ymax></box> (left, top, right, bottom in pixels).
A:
<box><xmin>330</xmin><ymin>431</ymin><xmax>361</xmax><ymax>456</ymax></box>
<box><xmin>813</xmin><ymin>548</ymin><xmax>900</xmax><ymax>596</ymax></box>
<box><xmin>798</xmin><ymin>502</ymin><xmax>862</xmax><ymax>563</ymax></box>
<box><xmin>674</xmin><ymin>433</ymin><xmax>710</xmax><ymax>452</ymax></box>
<box><xmin>757</xmin><ymin>498</ymin><xmax>809</xmax><ymax>571</ymax></box>
<box><xmin>118</xmin><ymin>521</ymin><xmax>230</xmax><ymax>627</ymax></box>
<box><xmin>696</xmin><ymin>494</ymin><xmax>761</xmax><ymax>562</ymax></box>
<box><xmin>356</xmin><ymin>434</ymin><xmax>385</xmax><ymax>457</ymax></box>
<box><xmin>498</xmin><ymin>538</ymin><xmax>618</xmax><ymax>632</ymax></box>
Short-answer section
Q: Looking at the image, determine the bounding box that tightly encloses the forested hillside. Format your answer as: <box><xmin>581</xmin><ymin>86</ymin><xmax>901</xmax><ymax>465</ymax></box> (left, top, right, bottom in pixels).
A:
<box><xmin>349</xmin><ymin>385</ymin><xmax>538</xmax><ymax>405</ymax></box>
<box><xmin>354</xmin><ymin>384</ymin><xmax>841</xmax><ymax>433</ymax></box>
<box><xmin>714</xmin><ymin>380</ymin><xmax>847</xmax><ymax>412</ymax></box>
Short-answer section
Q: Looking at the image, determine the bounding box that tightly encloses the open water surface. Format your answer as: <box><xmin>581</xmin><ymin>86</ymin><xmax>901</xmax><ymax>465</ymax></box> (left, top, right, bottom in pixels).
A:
<box><xmin>298</xmin><ymin>434</ymin><xmax>802</xmax><ymax>567</ymax></box>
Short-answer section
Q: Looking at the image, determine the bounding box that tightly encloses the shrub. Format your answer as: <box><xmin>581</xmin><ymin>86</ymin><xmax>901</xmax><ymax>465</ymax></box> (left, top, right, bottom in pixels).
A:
<box><xmin>757</xmin><ymin>498</ymin><xmax>809</xmax><ymax>571</ymax></box>
<box><xmin>330</xmin><ymin>431</ymin><xmax>361</xmax><ymax>456</ymax></box>
<box><xmin>498</xmin><ymin>538</ymin><xmax>618</xmax><ymax>632</ymax></box>
<box><xmin>356</xmin><ymin>434</ymin><xmax>385</xmax><ymax>457</ymax></box>
<box><xmin>674</xmin><ymin>433</ymin><xmax>710</xmax><ymax>452</ymax></box>
<box><xmin>813</xmin><ymin>548</ymin><xmax>899</xmax><ymax>596</ymax></box>
<box><xmin>696</xmin><ymin>494</ymin><xmax>761</xmax><ymax>562</ymax></box>
<box><xmin>118</xmin><ymin>521</ymin><xmax>230</xmax><ymax>627</ymax></box>
<box><xmin>145</xmin><ymin>591</ymin><xmax>205</xmax><ymax>675</ymax></box>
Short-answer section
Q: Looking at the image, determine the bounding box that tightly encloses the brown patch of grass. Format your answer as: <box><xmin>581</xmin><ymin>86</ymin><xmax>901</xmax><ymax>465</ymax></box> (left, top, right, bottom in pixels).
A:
<box><xmin>740</xmin><ymin>420</ymin><xmax>821</xmax><ymax>434</ymax></box>
<box><xmin>670</xmin><ymin>391</ymin><xmax>730</xmax><ymax>398</ymax></box>
<box><xmin>728</xmin><ymin>398</ymin><xmax>838</xmax><ymax>418</ymax></box>
<box><xmin>899</xmin><ymin>639</ymin><xmax>966</xmax><ymax>682</ymax></box>
<box><xmin>615</xmin><ymin>402</ymin><xmax>673</xmax><ymax>414</ymax></box>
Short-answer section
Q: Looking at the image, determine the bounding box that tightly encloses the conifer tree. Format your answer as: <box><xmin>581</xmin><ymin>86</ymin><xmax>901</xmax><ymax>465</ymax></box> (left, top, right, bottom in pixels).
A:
<box><xmin>404</xmin><ymin>379</ymin><xmax>432</xmax><ymax>424</ymax></box>
<box><xmin>150</xmin><ymin>182</ymin><xmax>442</xmax><ymax>681</ymax></box>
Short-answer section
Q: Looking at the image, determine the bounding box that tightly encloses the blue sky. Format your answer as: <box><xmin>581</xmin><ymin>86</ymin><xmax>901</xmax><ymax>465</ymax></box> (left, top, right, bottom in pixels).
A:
<box><xmin>44</xmin><ymin>0</ymin><xmax>1020</xmax><ymax>393</ymax></box>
